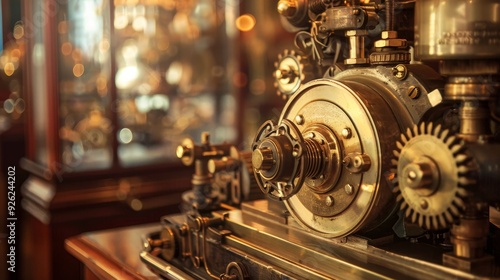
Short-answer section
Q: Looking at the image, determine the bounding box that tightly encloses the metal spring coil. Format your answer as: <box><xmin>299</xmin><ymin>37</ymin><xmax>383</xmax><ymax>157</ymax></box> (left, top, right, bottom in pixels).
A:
<box><xmin>303</xmin><ymin>139</ymin><xmax>324</xmax><ymax>178</ymax></box>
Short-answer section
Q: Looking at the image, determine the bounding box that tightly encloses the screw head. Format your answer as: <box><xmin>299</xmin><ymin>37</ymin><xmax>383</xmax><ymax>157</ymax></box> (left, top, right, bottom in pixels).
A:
<box><xmin>295</xmin><ymin>115</ymin><xmax>305</xmax><ymax>125</ymax></box>
<box><xmin>326</xmin><ymin>196</ymin><xmax>334</xmax><ymax>206</ymax></box>
<box><xmin>420</xmin><ymin>199</ymin><xmax>428</xmax><ymax>210</ymax></box>
<box><xmin>392</xmin><ymin>64</ymin><xmax>408</xmax><ymax>80</ymax></box>
<box><xmin>407</xmin><ymin>86</ymin><xmax>420</xmax><ymax>99</ymax></box>
<box><xmin>344</xmin><ymin>184</ymin><xmax>354</xmax><ymax>195</ymax></box>
<box><xmin>341</xmin><ymin>128</ymin><xmax>352</xmax><ymax>139</ymax></box>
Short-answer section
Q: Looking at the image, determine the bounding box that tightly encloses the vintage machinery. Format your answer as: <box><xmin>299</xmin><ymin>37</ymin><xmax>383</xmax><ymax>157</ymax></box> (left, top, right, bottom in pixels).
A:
<box><xmin>141</xmin><ymin>0</ymin><xmax>500</xmax><ymax>279</ymax></box>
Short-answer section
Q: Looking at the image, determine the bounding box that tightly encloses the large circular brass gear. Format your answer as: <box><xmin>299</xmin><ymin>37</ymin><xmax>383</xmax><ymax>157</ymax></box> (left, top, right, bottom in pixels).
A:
<box><xmin>273</xmin><ymin>49</ymin><xmax>314</xmax><ymax>100</ymax></box>
<box><xmin>392</xmin><ymin>122</ymin><xmax>475</xmax><ymax>231</ymax></box>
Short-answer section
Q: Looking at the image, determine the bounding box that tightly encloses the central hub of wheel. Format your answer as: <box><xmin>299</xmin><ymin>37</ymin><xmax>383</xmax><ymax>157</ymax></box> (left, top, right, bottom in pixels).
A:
<box><xmin>252</xmin><ymin>135</ymin><xmax>296</xmax><ymax>182</ymax></box>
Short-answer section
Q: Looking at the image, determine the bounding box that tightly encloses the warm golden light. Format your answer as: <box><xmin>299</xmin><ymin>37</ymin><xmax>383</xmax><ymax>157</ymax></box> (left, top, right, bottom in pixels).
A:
<box><xmin>58</xmin><ymin>21</ymin><xmax>68</xmax><ymax>34</ymax></box>
<box><xmin>61</xmin><ymin>42</ymin><xmax>73</xmax><ymax>56</ymax></box>
<box><xmin>13</xmin><ymin>23</ymin><xmax>24</xmax><ymax>40</ymax></box>
<box><xmin>73</xmin><ymin>63</ymin><xmax>85</xmax><ymax>77</ymax></box>
<box><xmin>10</xmin><ymin>49</ymin><xmax>21</xmax><ymax>62</ymax></box>
<box><xmin>96</xmin><ymin>76</ymin><xmax>108</xmax><ymax>96</ymax></box>
<box><xmin>4</xmin><ymin>62</ymin><xmax>15</xmax><ymax>76</ymax></box>
<box><xmin>72</xmin><ymin>48</ymin><xmax>83</xmax><ymax>62</ymax></box>
<box><xmin>235</xmin><ymin>14</ymin><xmax>256</xmax><ymax>32</ymax></box>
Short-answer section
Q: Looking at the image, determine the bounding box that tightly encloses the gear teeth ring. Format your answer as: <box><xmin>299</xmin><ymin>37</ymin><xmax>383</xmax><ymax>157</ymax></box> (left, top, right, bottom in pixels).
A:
<box><xmin>392</xmin><ymin>122</ymin><xmax>474</xmax><ymax>231</ymax></box>
<box><xmin>273</xmin><ymin>49</ymin><xmax>316</xmax><ymax>100</ymax></box>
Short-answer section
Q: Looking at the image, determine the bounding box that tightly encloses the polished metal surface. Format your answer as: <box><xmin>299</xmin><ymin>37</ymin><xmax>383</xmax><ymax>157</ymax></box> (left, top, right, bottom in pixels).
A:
<box><xmin>142</xmin><ymin>0</ymin><xmax>500</xmax><ymax>278</ymax></box>
<box><xmin>142</xmin><ymin>202</ymin><xmax>491</xmax><ymax>279</ymax></box>
<box><xmin>415</xmin><ymin>0</ymin><xmax>500</xmax><ymax>60</ymax></box>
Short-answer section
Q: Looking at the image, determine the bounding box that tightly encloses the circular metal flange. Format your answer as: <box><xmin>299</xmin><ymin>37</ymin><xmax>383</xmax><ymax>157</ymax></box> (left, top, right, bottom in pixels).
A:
<box><xmin>279</xmin><ymin>78</ymin><xmax>401</xmax><ymax>237</ymax></box>
<box><xmin>252</xmin><ymin>119</ymin><xmax>307</xmax><ymax>201</ymax></box>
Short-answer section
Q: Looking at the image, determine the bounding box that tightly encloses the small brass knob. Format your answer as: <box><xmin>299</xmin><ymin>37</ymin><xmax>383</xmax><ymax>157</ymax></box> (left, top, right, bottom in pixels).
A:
<box><xmin>176</xmin><ymin>145</ymin><xmax>190</xmax><ymax>159</ymax></box>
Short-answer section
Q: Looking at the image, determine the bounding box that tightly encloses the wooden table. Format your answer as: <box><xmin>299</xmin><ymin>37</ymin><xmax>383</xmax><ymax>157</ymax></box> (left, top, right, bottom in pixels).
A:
<box><xmin>65</xmin><ymin>223</ymin><xmax>162</xmax><ymax>280</ymax></box>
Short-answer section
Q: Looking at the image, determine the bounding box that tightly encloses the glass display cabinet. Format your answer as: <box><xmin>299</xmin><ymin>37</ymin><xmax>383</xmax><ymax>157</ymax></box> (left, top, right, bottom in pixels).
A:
<box><xmin>25</xmin><ymin>0</ymin><xmax>239</xmax><ymax>174</ymax></box>
<box><xmin>20</xmin><ymin>0</ymin><xmax>241</xmax><ymax>279</ymax></box>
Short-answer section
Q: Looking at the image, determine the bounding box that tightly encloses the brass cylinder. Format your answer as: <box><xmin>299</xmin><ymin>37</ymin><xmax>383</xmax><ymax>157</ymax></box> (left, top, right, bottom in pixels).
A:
<box><xmin>415</xmin><ymin>0</ymin><xmax>500</xmax><ymax>60</ymax></box>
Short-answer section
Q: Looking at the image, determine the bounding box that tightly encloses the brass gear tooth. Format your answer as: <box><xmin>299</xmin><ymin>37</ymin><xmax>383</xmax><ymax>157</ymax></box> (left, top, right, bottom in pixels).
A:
<box><xmin>405</xmin><ymin>127</ymin><xmax>413</xmax><ymax>139</ymax></box>
<box><xmin>455</xmin><ymin>154</ymin><xmax>470</xmax><ymax>164</ymax></box>
<box><xmin>392</xmin><ymin>150</ymin><xmax>400</xmax><ymax>159</ymax></box>
<box><xmin>457</xmin><ymin>164</ymin><xmax>473</xmax><ymax>175</ymax></box>
<box><xmin>432</xmin><ymin>216</ymin><xmax>439</xmax><ymax>230</ymax></box>
<box><xmin>457</xmin><ymin>187</ymin><xmax>469</xmax><ymax>197</ymax></box>
<box><xmin>458</xmin><ymin>176</ymin><xmax>476</xmax><ymax>187</ymax></box>
<box><xmin>412</xmin><ymin>125</ymin><xmax>419</xmax><ymax>138</ymax></box>
<box><xmin>450</xmin><ymin>143</ymin><xmax>463</xmax><ymax>154</ymax></box>
<box><xmin>425</xmin><ymin>216</ymin><xmax>432</xmax><ymax>230</ymax></box>
<box><xmin>450</xmin><ymin>204</ymin><xmax>460</xmax><ymax>216</ymax></box>
<box><xmin>439</xmin><ymin>214</ymin><xmax>447</xmax><ymax>229</ymax></box>
<box><xmin>397</xmin><ymin>193</ymin><xmax>404</xmax><ymax>203</ymax></box>
<box><xmin>409</xmin><ymin>208</ymin><xmax>417</xmax><ymax>222</ymax></box>
<box><xmin>404</xmin><ymin>205</ymin><xmax>411</xmax><ymax>217</ymax></box>
<box><xmin>417</xmin><ymin>213</ymin><xmax>424</xmax><ymax>227</ymax></box>
<box><xmin>392</xmin><ymin>175</ymin><xmax>399</xmax><ymax>184</ymax></box>
<box><xmin>399</xmin><ymin>196</ymin><xmax>406</xmax><ymax>207</ymax></box>
<box><xmin>400</xmin><ymin>132</ymin><xmax>408</xmax><ymax>144</ymax></box>
<box><xmin>453</xmin><ymin>198</ymin><xmax>466</xmax><ymax>211</ymax></box>
<box><xmin>433</xmin><ymin>123</ymin><xmax>442</xmax><ymax>137</ymax></box>
<box><xmin>445</xmin><ymin>135</ymin><xmax>457</xmax><ymax>147</ymax></box>
<box><xmin>396</xmin><ymin>141</ymin><xmax>404</xmax><ymax>151</ymax></box>
<box><xmin>419</xmin><ymin>122</ymin><xmax>426</xmax><ymax>135</ymax></box>
<box><xmin>439</xmin><ymin>128</ymin><xmax>449</xmax><ymax>141</ymax></box>
<box><xmin>426</xmin><ymin>122</ymin><xmax>434</xmax><ymax>135</ymax></box>
<box><xmin>444</xmin><ymin>210</ymin><xmax>454</xmax><ymax>223</ymax></box>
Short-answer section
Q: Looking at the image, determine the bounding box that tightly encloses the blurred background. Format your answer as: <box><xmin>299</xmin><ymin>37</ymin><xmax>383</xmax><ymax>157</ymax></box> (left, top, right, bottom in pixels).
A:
<box><xmin>0</xmin><ymin>0</ymin><xmax>294</xmax><ymax>279</ymax></box>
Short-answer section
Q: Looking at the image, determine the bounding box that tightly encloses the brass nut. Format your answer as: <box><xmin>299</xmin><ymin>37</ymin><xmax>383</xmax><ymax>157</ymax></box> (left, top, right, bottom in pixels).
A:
<box><xmin>346</xmin><ymin>29</ymin><xmax>368</xmax><ymax>37</ymax></box>
<box><xmin>375</xmin><ymin>38</ymin><xmax>407</xmax><ymax>48</ymax></box>
<box><xmin>381</xmin><ymin>30</ymin><xmax>398</xmax><ymax>39</ymax></box>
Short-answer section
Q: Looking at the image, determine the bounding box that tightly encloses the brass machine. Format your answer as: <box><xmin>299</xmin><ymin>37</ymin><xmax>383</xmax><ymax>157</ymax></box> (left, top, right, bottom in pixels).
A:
<box><xmin>141</xmin><ymin>0</ymin><xmax>500</xmax><ymax>279</ymax></box>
